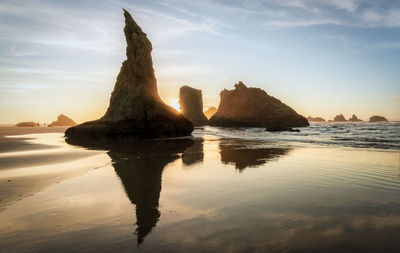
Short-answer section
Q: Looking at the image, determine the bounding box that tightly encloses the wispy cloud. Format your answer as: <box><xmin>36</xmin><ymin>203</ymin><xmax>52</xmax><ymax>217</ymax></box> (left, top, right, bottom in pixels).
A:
<box><xmin>178</xmin><ymin>0</ymin><xmax>400</xmax><ymax>29</ymax></box>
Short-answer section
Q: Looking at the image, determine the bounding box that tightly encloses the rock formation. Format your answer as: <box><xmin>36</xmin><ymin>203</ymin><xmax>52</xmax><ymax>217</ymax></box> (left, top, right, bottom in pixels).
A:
<box><xmin>179</xmin><ymin>86</ymin><xmax>208</xmax><ymax>126</ymax></box>
<box><xmin>349</xmin><ymin>114</ymin><xmax>362</xmax><ymax>122</ymax></box>
<box><xmin>209</xmin><ymin>81</ymin><xmax>309</xmax><ymax>128</ymax></box>
<box><xmin>15</xmin><ymin>122</ymin><xmax>39</xmax><ymax>127</ymax></box>
<box><xmin>48</xmin><ymin>114</ymin><xmax>76</xmax><ymax>127</ymax></box>
<box><xmin>204</xmin><ymin>106</ymin><xmax>217</xmax><ymax>119</ymax></box>
<box><xmin>65</xmin><ymin>9</ymin><xmax>193</xmax><ymax>140</ymax></box>
<box><xmin>332</xmin><ymin>114</ymin><xmax>347</xmax><ymax>122</ymax></box>
<box><xmin>369</xmin><ymin>115</ymin><xmax>388</xmax><ymax>122</ymax></box>
<box><xmin>307</xmin><ymin>116</ymin><xmax>326</xmax><ymax>122</ymax></box>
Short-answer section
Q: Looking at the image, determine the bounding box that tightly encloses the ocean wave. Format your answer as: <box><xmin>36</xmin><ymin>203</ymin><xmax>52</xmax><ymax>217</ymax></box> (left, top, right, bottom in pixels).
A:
<box><xmin>193</xmin><ymin>122</ymin><xmax>400</xmax><ymax>150</ymax></box>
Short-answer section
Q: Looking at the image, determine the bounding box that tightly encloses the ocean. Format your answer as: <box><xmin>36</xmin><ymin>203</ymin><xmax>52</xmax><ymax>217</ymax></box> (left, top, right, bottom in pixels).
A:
<box><xmin>195</xmin><ymin>122</ymin><xmax>400</xmax><ymax>150</ymax></box>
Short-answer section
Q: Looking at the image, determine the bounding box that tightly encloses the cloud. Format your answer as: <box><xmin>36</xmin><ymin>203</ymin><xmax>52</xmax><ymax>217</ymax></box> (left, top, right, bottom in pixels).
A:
<box><xmin>325</xmin><ymin>0</ymin><xmax>360</xmax><ymax>13</ymax></box>
<box><xmin>180</xmin><ymin>0</ymin><xmax>400</xmax><ymax>29</ymax></box>
<box><xmin>6</xmin><ymin>46</ymin><xmax>38</xmax><ymax>57</ymax></box>
<box><xmin>263</xmin><ymin>18</ymin><xmax>345</xmax><ymax>28</ymax></box>
<box><xmin>1</xmin><ymin>83</ymin><xmax>45</xmax><ymax>90</ymax></box>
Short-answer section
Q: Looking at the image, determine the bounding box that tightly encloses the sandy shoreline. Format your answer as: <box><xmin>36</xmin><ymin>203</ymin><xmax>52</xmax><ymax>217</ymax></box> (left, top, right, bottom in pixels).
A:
<box><xmin>0</xmin><ymin>127</ymin><xmax>107</xmax><ymax>210</ymax></box>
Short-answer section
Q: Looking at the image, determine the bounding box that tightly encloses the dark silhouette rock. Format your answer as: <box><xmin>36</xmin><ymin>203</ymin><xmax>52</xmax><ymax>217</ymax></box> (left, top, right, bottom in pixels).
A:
<box><xmin>15</xmin><ymin>122</ymin><xmax>39</xmax><ymax>127</ymax></box>
<box><xmin>48</xmin><ymin>114</ymin><xmax>76</xmax><ymax>127</ymax></box>
<box><xmin>349</xmin><ymin>114</ymin><xmax>362</xmax><ymax>122</ymax></box>
<box><xmin>209</xmin><ymin>81</ymin><xmax>309</xmax><ymax>128</ymax></box>
<box><xmin>65</xmin><ymin>137</ymin><xmax>194</xmax><ymax>245</ymax></box>
<box><xmin>333</xmin><ymin>114</ymin><xmax>347</xmax><ymax>122</ymax></box>
<box><xmin>204</xmin><ymin>106</ymin><xmax>217</xmax><ymax>119</ymax></box>
<box><xmin>179</xmin><ymin>86</ymin><xmax>208</xmax><ymax>126</ymax></box>
<box><xmin>65</xmin><ymin>9</ymin><xmax>193</xmax><ymax>141</ymax></box>
<box><xmin>369</xmin><ymin>115</ymin><xmax>388</xmax><ymax>122</ymax></box>
<box><xmin>307</xmin><ymin>116</ymin><xmax>326</xmax><ymax>122</ymax></box>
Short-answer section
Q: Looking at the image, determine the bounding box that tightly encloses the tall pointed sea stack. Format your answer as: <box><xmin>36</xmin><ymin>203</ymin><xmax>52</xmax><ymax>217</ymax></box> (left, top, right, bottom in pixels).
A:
<box><xmin>65</xmin><ymin>9</ymin><xmax>193</xmax><ymax>140</ymax></box>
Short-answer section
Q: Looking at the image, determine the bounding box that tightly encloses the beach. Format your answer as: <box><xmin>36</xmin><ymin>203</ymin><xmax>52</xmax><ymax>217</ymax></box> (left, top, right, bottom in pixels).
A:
<box><xmin>0</xmin><ymin>125</ymin><xmax>399</xmax><ymax>252</ymax></box>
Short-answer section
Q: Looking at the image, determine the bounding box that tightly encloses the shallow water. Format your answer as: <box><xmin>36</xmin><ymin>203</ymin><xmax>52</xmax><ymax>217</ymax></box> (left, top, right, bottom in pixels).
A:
<box><xmin>0</xmin><ymin>126</ymin><xmax>399</xmax><ymax>252</ymax></box>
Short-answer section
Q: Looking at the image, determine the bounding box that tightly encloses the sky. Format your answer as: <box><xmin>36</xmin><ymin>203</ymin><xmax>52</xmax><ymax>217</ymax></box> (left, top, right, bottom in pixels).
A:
<box><xmin>1</xmin><ymin>0</ymin><xmax>400</xmax><ymax>124</ymax></box>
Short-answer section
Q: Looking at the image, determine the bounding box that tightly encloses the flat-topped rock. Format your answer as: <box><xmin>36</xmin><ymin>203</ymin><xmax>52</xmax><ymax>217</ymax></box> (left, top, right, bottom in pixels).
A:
<box><xmin>15</xmin><ymin>122</ymin><xmax>39</xmax><ymax>127</ymax></box>
<box><xmin>65</xmin><ymin>9</ymin><xmax>193</xmax><ymax>140</ymax></box>
<box><xmin>49</xmin><ymin>114</ymin><xmax>76</xmax><ymax>127</ymax></box>
<box><xmin>209</xmin><ymin>82</ymin><xmax>309</xmax><ymax>128</ymax></box>
<box><xmin>369</xmin><ymin>115</ymin><xmax>388</xmax><ymax>122</ymax></box>
<box><xmin>307</xmin><ymin>116</ymin><xmax>326</xmax><ymax>122</ymax></box>
<box><xmin>179</xmin><ymin>86</ymin><xmax>208</xmax><ymax>126</ymax></box>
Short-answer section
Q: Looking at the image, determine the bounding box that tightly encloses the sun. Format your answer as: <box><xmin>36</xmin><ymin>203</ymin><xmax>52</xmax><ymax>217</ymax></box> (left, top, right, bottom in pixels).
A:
<box><xmin>169</xmin><ymin>98</ymin><xmax>181</xmax><ymax>112</ymax></box>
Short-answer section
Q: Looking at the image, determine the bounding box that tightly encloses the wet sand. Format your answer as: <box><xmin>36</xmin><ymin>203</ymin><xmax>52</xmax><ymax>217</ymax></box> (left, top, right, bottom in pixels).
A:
<box><xmin>0</xmin><ymin>128</ymin><xmax>399</xmax><ymax>252</ymax></box>
<box><xmin>0</xmin><ymin>127</ymin><xmax>107</xmax><ymax>210</ymax></box>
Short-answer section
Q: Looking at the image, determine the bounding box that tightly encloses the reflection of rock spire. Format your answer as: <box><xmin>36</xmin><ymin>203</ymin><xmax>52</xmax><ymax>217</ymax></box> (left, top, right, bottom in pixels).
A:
<box><xmin>219</xmin><ymin>141</ymin><xmax>290</xmax><ymax>171</ymax></box>
<box><xmin>65</xmin><ymin>137</ymin><xmax>194</xmax><ymax>245</ymax></box>
<box><xmin>112</xmin><ymin>153</ymin><xmax>163</xmax><ymax>244</ymax></box>
<box><xmin>107</xmin><ymin>139</ymin><xmax>193</xmax><ymax>245</ymax></box>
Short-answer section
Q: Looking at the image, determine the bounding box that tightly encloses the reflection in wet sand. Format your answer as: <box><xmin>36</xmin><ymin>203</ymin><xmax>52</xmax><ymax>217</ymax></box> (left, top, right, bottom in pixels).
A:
<box><xmin>66</xmin><ymin>137</ymin><xmax>194</xmax><ymax>244</ymax></box>
<box><xmin>65</xmin><ymin>137</ymin><xmax>293</xmax><ymax>244</ymax></box>
<box><xmin>182</xmin><ymin>139</ymin><xmax>204</xmax><ymax>166</ymax></box>
<box><xmin>219</xmin><ymin>141</ymin><xmax>290</xmax><ymax>171</ymax></box>
<box><xmin>1</xmin><ymin>136</ymin><xmax>389</xmax><ymax>251</ymax></box>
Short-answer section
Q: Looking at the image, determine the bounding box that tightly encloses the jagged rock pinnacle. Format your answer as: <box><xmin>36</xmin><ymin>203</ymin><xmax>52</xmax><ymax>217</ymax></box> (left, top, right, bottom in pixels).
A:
<box><xmin>65</xmin><ymin>9</ymin><xmax>193</xmax><ymax>140</ymax></box>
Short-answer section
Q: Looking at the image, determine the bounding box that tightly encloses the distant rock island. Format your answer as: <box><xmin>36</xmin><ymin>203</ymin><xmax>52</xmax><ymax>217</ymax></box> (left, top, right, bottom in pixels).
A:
<box><xmin>65</xmin><ymin>9</ymin><xmax>193</xmax><ymax>140</ymax></box>
<box><xmin>209</xmin><ymin>81</ymin><xmax>309</xmax><ymax>129</ymax></box>
<box><xmin>369</xmin><ymin>115</ymin><xmax>388</xmax><ymax>122</ymax></box>
<box><xmin>16</xmin><ymin>121</ymin><xmax>40</xmax><ymax>127</ymax></box>
<box><xmin>49</xmin><ymin>114</ymin><xmax>76</xmax><ymax>127</ymax></box>
<box><xmin>349</xmin><ymin>114</ymin><xmax>362</xmax><ymax>122</ymax></box>
<box><xmin>179</xmin><ymin>86</ymin><xmax>208</xmax><ymax>126</ymax></box>
<box><xmin>332</xmin><ymin>114</ymin><xmax>347</xmax><ymax>122</ymax></box>
<box><xmin>307</xmin><ymin>116</ymin><xmax>326</xmax><ymax>122</ymax></box>
<box><xmin>204</xmin><ymin>106</ymin><xmax>217</xmax><ymax>119</ymax></box>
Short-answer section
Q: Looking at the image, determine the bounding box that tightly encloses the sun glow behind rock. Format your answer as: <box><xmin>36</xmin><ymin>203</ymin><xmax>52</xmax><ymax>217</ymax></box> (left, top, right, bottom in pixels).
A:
<box><xmin>169</xmin><ymin>98</ymin><xmax>181</xmax><ymax>112</ymax></box>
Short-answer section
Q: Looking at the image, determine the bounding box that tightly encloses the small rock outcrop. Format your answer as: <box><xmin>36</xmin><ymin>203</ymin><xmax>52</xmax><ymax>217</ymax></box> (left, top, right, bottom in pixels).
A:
<box><xmin>369</xmin><ymin>115</ymin><xmax>388</xmax><ymax>122</ymax></box>
<box><xmin>333</xmin><ymin>114</ymin><xmax>347</xmax><ymax>122</ymax></box>
<box><xmin>65</xmin><ymin>9</ymin><xmax>193</xmax><ymax>140</ymax></box>
<box><xmin>307</xmin><ymin>116</ymin><xmax>326</xmax><ymax>122</ymax></box>
<box><xmin>16</xmin><ymin>122</ymin><xmax>39</xmax><ymax>127</ymax></box>
<box><xmin>349</xmin><ymin>114</ymin><xmax>362</xmax><ymax>122</ymax></box>
<box><xmin>209</xmin><ymin>82</ymin><xmax>309</xmax><ymax>128</ymax></box>
<box><xmin>204</xmin><ymin>106</ymin><xmax>217</xmax><ymax>119</ymax></box>
<box><xmin>49</xmin><ymin>114</ymin><xmax>76</xmax><ymax>127</ymax></box>
<box><xmin>179</xmin><ymin>86</ymin><xmax>208</xmax><ymax>126</ymax></box>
